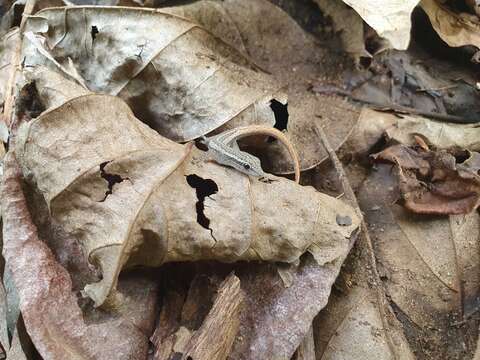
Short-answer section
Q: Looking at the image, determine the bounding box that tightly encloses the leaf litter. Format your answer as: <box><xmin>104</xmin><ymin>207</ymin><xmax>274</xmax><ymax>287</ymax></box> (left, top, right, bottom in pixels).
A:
<box><xmin>2</xmin><ymin>0</ymin><xmax>480</xmax><ymax>359</ymax></box>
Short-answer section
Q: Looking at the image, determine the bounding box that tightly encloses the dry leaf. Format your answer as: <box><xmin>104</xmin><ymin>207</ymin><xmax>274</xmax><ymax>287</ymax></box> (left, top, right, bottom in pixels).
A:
<box><xmin>315</xmin><ymin>283</ymin><xmax>415</xmax><ymax>359</ymax></box>
<box><xmin>23</xmin><ymin>6</ymin><xmax>283</xmax><ymax>143</ymax></box>
<box><xmin>350</xmin><ymin>108</ymin><xmax>480</xmax><ymax>155</ymax></box>
<box><xmin>339</xmin><ymin>0</ymin><xmax>421</xmax><ymax>49</ymax></box>
<box><xmin>421</xmin><ymin>0</ymin><xmax>480</xmax><ymax>49</ymax></box>
<box><xmin>358</xmin><ymin>164</ymin><xmax>480</xmax><ymax>358</ymax></box>
<box><xmin>162</xmin><ymin>0</ymin><xmax>359</xmax><ymax>174</ymax></box>
<box><xmin>229</xmin><ymin>255</ymin><xmax>358</xmax><ymax>359</ymax></box>
<box><xmin>14</xmin><ymin>85</ymin><xmax>359</xmax><ymax>307</ymax></box>
<box><xmin>373</xmin><ymin>144</ymin><xmax>480</xmax><ymax>214</ymax></box>
<box><xmin>1</xmin><ymin>152</ymin><xmax>158</xmax><ymax>359</ymax></box>
<box><xmin>19</xmin><ymin>2</ymin><xmax>359</xmax><ymax>175</ymax></box>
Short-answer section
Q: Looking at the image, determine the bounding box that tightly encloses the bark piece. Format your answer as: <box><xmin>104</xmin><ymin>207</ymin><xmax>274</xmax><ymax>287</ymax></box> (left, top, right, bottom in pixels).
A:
<box><xmin>153</xmin><ymin>273</ymin><xmax>243</xmax><ymax>360</ymax></box>
<box><xmin>182</xmin><ymin>274</ymin><xmax>243</xmax><ymax>360</ymax></box>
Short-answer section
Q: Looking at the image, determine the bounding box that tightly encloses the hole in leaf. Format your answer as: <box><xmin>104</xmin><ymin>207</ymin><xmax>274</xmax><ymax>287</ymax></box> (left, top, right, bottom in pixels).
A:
<box><xmin>270</xmin><ymin>99</ymin><xmax>289</xmax><ymax>132</ymax></box>
<box><xmin>99</xmin><ymin>161</ymin><xmax>128</xmax><ymax>202</ymax></box>
<box><xmin>91</xmin><ymin>25</ymin><xmax>99</xmax><ymax>42</ymax></box>
<box><xmin>186</xmin><ymin>174</ymin><xmax>218</xmax><ymax>241</ymax></box>
<box><xmin>453</xmin><ymin>150</ymin><xmax>470</xmax><ymax>164</ymax></box>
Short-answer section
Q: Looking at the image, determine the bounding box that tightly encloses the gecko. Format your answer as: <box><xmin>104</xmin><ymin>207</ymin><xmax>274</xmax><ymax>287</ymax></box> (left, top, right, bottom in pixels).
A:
<box><xmin>200</xmin><ymin>125</ymin><xmax>301</xmax><ymax>183</ymax></box>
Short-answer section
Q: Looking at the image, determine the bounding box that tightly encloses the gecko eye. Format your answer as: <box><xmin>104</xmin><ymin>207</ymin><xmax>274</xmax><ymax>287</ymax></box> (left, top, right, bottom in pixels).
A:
<box><xmin>243</xmin><ymin>163</ymin><xmax>251</xmax><ymax>170</ymax></box>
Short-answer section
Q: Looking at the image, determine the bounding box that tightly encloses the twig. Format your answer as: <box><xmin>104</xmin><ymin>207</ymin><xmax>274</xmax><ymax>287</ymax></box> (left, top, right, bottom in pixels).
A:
<box><xmin>3</xmin><ymin>0</ymin><xmax>36</xmax><ymax>127</ymax></box>
<box><xmin>315</xmin><ymin>122</ymin><xmax>406</xmax><ymax>360</ymax></box>
<box><xmin>312</xmin><ymin>86</ymin><xmax>479</xmax><ymax>124</ymax></box>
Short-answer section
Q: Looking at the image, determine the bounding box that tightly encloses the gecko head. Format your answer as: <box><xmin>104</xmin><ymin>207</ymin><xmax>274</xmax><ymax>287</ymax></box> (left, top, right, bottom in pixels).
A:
<box><xmin>237</xmin><ymin>153</ymin><xmax>265</xmax><ymax>177</ymax></box>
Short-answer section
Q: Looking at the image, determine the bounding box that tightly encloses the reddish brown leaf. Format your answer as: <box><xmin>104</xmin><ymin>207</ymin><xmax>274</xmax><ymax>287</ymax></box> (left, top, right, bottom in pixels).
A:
<box><xmin>1</xmin><ymin>152</ymin><xmax>156</xmax><ymax>359</ymax></box>
<box><xmin>373</xmin><ymin>144</ymin><xmax>480</xmax><ymax>214</ymax></box>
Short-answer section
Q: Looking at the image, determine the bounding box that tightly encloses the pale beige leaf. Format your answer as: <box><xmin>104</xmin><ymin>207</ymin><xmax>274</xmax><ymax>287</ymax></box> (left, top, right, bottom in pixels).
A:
<box><xmin>162</xmin><ymin>0</ymin><xmax>359</xmax><ymax>174</ymax></box>
<box><xmin>23</xmin><ymin>6</ymin><xmax>282</xmax><ymax>143</ymax></box>
<box><xmin>421</xmin><ymin>0</ymin><xmax>480</xmax><ymax>49</ymax></box>
<box><xmin>15</xmin><ymin>90</ymin><xmax>360</xmax><ymax>307</ymax></box>
<box><xmin>350</xmin><ymin>108</ymin><xmax>480</xmax><ymax>154</ymax></box>
<box><xmin>340</xmin><ymin>0</ymin><xmax>420</xmax><ymax>49</ymax></box>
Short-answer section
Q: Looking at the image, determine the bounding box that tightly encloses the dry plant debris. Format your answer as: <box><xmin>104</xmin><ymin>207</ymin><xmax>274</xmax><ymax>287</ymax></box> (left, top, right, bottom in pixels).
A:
<box><xmin>1</xmin><ymin>0</ymin><xmax>480</xmax><ymax>359</ymax></box>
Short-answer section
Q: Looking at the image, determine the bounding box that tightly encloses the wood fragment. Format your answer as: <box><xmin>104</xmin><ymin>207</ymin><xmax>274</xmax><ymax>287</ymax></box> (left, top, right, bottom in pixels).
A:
<box><xmin>153</xmin><ymin>273</ymin><xmax>243</xmax><ymax>360</ymax></box>
<box><xmin>292</xmin><ymin>326</ymin><xmax>315</xmax><ymax>360</ymax></box>
<box><xmin>182</xmin><ymin>273</ymin><xmax>244</xmax><ymax>360</ymax></box>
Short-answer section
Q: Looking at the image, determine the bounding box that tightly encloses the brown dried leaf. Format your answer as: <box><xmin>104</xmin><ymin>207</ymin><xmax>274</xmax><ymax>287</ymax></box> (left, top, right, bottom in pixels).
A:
<box><xmin>314</xmin><ymin>283</ymin><xmax>415</xmax><ymax>359</ymax></box>
<box><xmin>358</xmin><ymin>165</ymin><xmax>480</xmax><ymax>358</ymax></box>
<box><xmin>23</xmin><ymin>6</ymin><xmax>282</xmax><ymax>143</ymax></box>
<box><xmin>1</xmin><ymin>152</ymin><xmax>157</xmax><ymax>359</ymax></box>
<box><xmin>14</xmin><ymin>91</ymin><xmax>359</xmax><ymax>307</ymax></box>
<box><xmin>421</xmin><ymin>0</ymin><xmax>480</xmax><ymax>49</ymax></box>
<box><xmin>373</xmin><ymin>144</ymin><xmax>480</xmax><ymax>214</ymax></box>
<box><xmin>162</xmin><ymin>0</ymin><xmax>359</xmax><ymax>174</ymax></box>
<box><xmin>229</xmin><ymin>255</ymin><xmax>357</xmax><ymax>359</ymax></box>
<box><xmin>21</xmin><ymin>2</ymin><xmax>358</xmax><ymax>175</ymax></box>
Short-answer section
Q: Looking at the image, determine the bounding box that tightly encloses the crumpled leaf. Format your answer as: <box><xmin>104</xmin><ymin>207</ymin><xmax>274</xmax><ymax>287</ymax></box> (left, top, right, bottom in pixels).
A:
<box><xmin>358</xmin><ymin>164</ymin><xmax>480</xmax><ymax>358</ymax></box>
<box><xmin>162</xmin><ymin>0</ymin><xmax>359</xmax><ymax>174</ymax></box>
<box><xmin>373</xmin><ymin>144</ymin><xmax>480</xmax><ymax>214</ymax></box>
<box><xmin>349</xmin><ymin>108</ymin><xmax>480</xmax><ymax>155</ymax></box>
<box><xmin>14</xmin><ymin>82</ymin><xmax>359</xmax><ymax>307</ymax></box>
<box><xmin>421</xmin><ymin>0</ymin><xmax>480</xmax><ymax>50</ymax></box>
<box><xmin>1</xmin><ymin>152</ymin><xmax>158</xmax><ymax>359</ymax></box>
<box><xmin>339</xmin><ymin>0</ymin><xmax>421</xmax><ymax>50</ymax></box>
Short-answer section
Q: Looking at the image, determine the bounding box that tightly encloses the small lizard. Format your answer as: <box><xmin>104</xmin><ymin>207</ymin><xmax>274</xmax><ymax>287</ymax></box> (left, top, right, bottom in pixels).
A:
<box><xmin>200</xmin><ymin>125</ymin><xmax>300</xmax><ymax>183</ymax></box>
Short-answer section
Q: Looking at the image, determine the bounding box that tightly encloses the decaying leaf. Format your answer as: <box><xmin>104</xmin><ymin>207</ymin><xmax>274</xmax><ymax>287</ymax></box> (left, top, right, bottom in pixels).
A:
<box><xmin>349</xmin><ymin>108</ymin><xmax>480</xmax><ymax>155</ymax></box>
<box><xmin>314</xmin><ymin>279</ymin><xmax>415</xmax><ymax>359</ymax></box>
<box><xmin>339</xmin><ymin>0</ymin><xmax>421</xmax><ymax>49</ymax></box>
<box><xmin>14</xmin><ymin>86</ymin><xmax>359</xmax><ymax>307</ymax></box>
<box><xmin>373</xmin><ymin>144</ymin><xmax>480</xmax><ymax>214</ymax></box>
<box><xmin>230</xmin><ymin>255</ymin><xmax>359</xmax><ymax>360</ymax></box>
<box><xmin>421</xmin><ymin>0</ymin><xmax>480</xmax><ymax>50</ymax></box>
<box><xmin>18</xmin><ymin>1</ymin><xmax>359</xmax><ymax>175</ymax></box>
<box><xmin>22</xmin><ymin>6</ymin><xmax>283</xmax><ymax>142</ymax></box>
<box><xmin>1</xmin><ymin>151</ymin><xmax>158</xmax><ymax>359</ymax></box>
<box><xmin>358</xmin><ymin>164</ymin><xmax>480</xmax><ymax>358</ymax></box>
<box><xmin>162</xmin><ymin>0</ymin><xmax>359</xmax><ymax>174</ymax></box>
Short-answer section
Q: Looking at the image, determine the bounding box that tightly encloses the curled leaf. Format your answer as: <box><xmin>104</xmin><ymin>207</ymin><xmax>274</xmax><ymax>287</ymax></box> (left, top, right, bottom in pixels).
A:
<box><xmin>421</xmin><ymin>0</ymin><xmax>480</xmax><ymax>49</ymax></box>
<box><xmin>340</xmin><ymin>0</ymin><xmax>421</xmax><ymax>49</ymax></box>
<box><xmin>15</xmin><ymin>93</ymin><xmax>360</xmax><ymax>307</ymax></box>
<box><xmin>373</xmin><ymin>144</ymin><xmax>480</xmax><ymax>214</ymax></box>
<box><xmin>1</xmin><ymin>152</ymin><xmax>156</xmax><ymax>359</ymax></box>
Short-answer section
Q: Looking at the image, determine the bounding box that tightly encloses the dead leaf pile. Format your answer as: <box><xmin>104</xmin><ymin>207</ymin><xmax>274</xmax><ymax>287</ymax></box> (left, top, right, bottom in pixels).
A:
<box><xmin>2</xmin><ymin>0</ymin><xmax>480</xmax><ymax>359</ymax></box>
